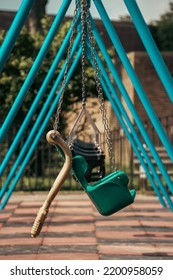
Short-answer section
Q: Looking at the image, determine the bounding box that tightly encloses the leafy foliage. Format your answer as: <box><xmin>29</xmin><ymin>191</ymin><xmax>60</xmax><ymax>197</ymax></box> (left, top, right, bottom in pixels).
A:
<box><xmin>0</xmin><ymin>16</ymin><xmax>107</xmax><ymax>131</ymax></box>
<box><xmin>150</xmin><ymin>2</ymin><xmax>173</xmax><ymax>51</ymax></box>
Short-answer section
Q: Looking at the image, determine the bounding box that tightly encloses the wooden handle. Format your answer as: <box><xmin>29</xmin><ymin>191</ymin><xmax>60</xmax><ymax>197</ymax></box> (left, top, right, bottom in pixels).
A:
<box><xmin>31</xmin><ymin>130</ymin><xmax>72</xmax><ymax>238</ymax></box>
<box><xmin>31</xmin><ymin>203</ymin><xmax>49</xmax><ymax>238</ymax></box>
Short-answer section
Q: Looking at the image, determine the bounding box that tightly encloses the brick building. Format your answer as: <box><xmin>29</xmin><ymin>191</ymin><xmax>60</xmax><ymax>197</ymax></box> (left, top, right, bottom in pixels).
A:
<box><xmin>0</xmin><ymin>10</ymin><xmax>144</xmax><ymax>53</ymax></box>
<box><xmin>119</xmin><ymin>51</ymin><xmax>173</xmax><ymax>132</ymax></box>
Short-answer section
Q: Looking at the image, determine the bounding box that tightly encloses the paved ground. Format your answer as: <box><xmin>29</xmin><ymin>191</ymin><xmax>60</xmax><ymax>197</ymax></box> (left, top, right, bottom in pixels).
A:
<box><xmin>0</xmin><ymin>192</ymin><xmax>173</xmax><ymax>260</ymax></box>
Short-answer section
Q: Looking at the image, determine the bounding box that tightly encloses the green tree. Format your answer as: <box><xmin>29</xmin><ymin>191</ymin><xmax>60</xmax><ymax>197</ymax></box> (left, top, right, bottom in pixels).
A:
<box><xmin>119</xmin><ymin>15</ymin><xmax>132</xmax><ymax>22</ymax></box>
<box><xmin>0</xmin><ymin>16</ymin><xmax>106</xmax><ymax>130</ymax></box>
<box><xmin>28</xmin><ymin>0</ymin><xmax>48</xmax><ymax>34</ymax></box>
<box><xmin>150</xmin><ymin>2</ymin><xmax>173</xmax><ymax>50</ymax></box>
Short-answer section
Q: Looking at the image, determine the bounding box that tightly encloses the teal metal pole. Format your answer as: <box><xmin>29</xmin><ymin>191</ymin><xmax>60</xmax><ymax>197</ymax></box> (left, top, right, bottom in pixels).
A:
<box><xmin>0</xmin><ymin>41</ymin><xmax>81</xmax><ymax>200</ymax></box>
<box><xmin>99</xmin><ymin>76</ymin><xmax>167</xmax><ymax>209</ymax></box>
<box><xmin>87</xmin><ymin>50</ymin><xmax>173</xmax><ymax>209</ymax></box>
<box><xmin>0</xmin><ymin>0</ymin><xmax>72</xmax><ymax>143</ymax></box>
<box><xmin>0</xmin><ymin>0</ymin><xmax>36</xmax><ymax>72</ymax></box>
<box><xmin>90</xmin><ymin>15</ymin><xmax>173</xmax><ymax>195</ymax></box>
<box><xmin>0</xmin><ymin>26</ymin><xmax>81</xmax><ymax>176</ymax></box>
<box><xmin>93</xmin><ymin>0</ymin><xmax>173</xmax><ymax>162</ymax></box>
<box><xmin>124</xmin><ymin>0</ymin><xmax>173</xmax><ymax>103</ymax></box>
<box><xmin>95</xmin><ymin>55</ymin><xmax>173</xmax><ymax>209</ymax></box>
<box><xmin>0</xmin><ymin>48</ymin><xmax>82</xmax><ymax>209</ymax></box>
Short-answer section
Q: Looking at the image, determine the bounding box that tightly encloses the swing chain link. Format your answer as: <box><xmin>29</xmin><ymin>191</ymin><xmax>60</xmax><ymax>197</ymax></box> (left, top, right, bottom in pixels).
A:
<box><xmin>53</xmin><ymin>0</ymin><xmax>80</xmax><ymax>132</ymax></box>
<box><xmin>83</xmin><ymin>1</ymin><xmax>116</xmax><ymax>171</ymax></box>
<box><xmin>53</xmin><ymin>0</ymin><xmax>116</xmax><ymax>171</ymax></box>
<box><xmin>81</xmin><ymin>0</ymin><xmax>87</xmax><ymax>107</ymax></box>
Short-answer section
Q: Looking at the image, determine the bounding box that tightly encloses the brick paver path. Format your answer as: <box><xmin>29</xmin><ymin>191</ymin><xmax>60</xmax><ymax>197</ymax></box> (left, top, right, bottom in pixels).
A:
<box><xmin>0</xmin><ymin>193</ymin><xmax>173</xmax><ymax>260</ymax></box>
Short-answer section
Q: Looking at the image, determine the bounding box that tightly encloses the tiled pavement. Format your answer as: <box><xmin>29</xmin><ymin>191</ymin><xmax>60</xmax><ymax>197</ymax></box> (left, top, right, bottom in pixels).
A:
<box><xmin>0</xmin><ymin>192</ymin><xmax>173</xmax><ymax>260</ymax></box>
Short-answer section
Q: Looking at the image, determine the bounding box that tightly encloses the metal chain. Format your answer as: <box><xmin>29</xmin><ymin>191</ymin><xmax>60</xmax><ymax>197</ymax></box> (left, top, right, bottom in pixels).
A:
<box><xmin>84</xmin><ymin>1</ymin><xmax>116</xmax><ymax>171</ymax></box>
<box><xmin>53</xmin><ymin>0</ymin><xmax>80</xmax><ymax>131</ymax></box>
<box><xmin>67</xmin><ymin>0</ymin><xmax>87</xmax><ymax>150</ymax></box>
<box><xmin>81</xmin><ymin>0</ymin><xmax>87</xmax><ymax>107</ymax></box>
<box><xmin>53</xmin><ymin>0</ymin><xmax>116</xmax><ymax>170</ymax></box>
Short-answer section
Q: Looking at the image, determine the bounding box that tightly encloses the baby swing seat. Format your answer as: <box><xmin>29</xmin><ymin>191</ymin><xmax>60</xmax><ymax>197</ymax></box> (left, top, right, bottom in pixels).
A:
<box><xmin>72</xmin><ymin>155</ymin><xmax>136</xmax><ymax>216</ymax></box>
<box><xmin>71</xmin><ymin>139</ymin><xmax>105</xmax><ymax>182</ymax></box>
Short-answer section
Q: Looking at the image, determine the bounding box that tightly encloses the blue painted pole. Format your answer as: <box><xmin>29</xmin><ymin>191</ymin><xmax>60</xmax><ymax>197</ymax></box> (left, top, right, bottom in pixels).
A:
<box><xmin>124</xmin><ymin>0</ymin><xmax>173</xmax><ymax>103</ymax></box>
<box><xmin>0</xmin><ymin>41</ymin><xmax>81</xmax><ymax>200</ymax></box>
<box><xmin>95</xmin><ymin>55</ymin><xmax>173</xmax><ymax>209</ymax></box>
<box><xmin>87</xmin><ymin>50</ymin><xmax>173</xmax><ymax>209</ymax></box>
<box><xmin>0</xmin><ymin>0</ymin><xmax>72</xmax><ymax>143</ymax></box>
<box><xmin>0</xmin><ymin>0</ymin><xmax>36</xmax><ymax>72</ymax></box>
<box><xmin>0</xmin><ymin>28</ymin><xmax>81</xmax><ymax>176</ymax></box>
<box><xmin>90</xmin><ymin>16</ymin><xmax>173</xmax><ymax>195</ymax></box>
<box><xmin>93</xmin><ymin>0</ymin><xmax>173</xmax><ymax>162</ymax></box>
<box><xmin>0</xmin><ymin>48</ymin><xmax>82</xmax><ymax>209</ymax></box>
<box><xmin>99</xmin><ymin>76</ymin><xmax>167</xmax><ymax>209</ymax></box>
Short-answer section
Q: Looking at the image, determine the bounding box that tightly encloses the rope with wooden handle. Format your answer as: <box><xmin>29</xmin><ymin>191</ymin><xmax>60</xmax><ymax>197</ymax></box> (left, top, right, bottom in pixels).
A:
<box><xmin>31</xmin><ymin>130</ymin><xmax>72</xmax><ymax>238</ymax></box>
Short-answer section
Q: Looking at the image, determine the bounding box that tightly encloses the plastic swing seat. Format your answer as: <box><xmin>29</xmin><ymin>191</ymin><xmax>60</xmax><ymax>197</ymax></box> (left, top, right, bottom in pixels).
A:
<box><xmin>68</xmin><ymin>107</ymin><xmax>106</xmax><ymax>182</ymax></box>
<box><xmin>72</xmin><ymin>155</ymin><xmax>136</xmax><ymax>216</ymax></box>
<box><xmin>71</xmin><ymin>139</ymin><xmax>105</xmax><ymax>182</ymax></box>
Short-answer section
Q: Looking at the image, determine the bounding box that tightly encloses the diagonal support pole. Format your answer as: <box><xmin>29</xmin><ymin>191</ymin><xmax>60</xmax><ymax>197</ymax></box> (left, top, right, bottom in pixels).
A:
<box><xmin>87</xmin><ymin>49</ymin><xmax>173</xmax><ymax>210</ymax></box>
<box><xmin>0</xmin><ymin>0</ymin><xmax>36</xmax><ymax>72</ymax></box>
<box><xmin>124</xmin><ymin>0</ymin><xmax>173</xmax><ymax>104</ymax></box>
<box><xmin>0</xmin><ymin>35</ymin><xmax>81</xmax><ymax>202</ymax></box>
<box><xmin>98</xmin><ymin>78</ymin><xmax>168</xmax><ymax>209</ymax></box>
<box><xmin>0</xmin><ymin>16</ymin><xmax>81</xmax><ymax>177</ymax></box>
<box><xmin>0</xmin><ymin>0</ymin><xmax>73</xmax><ymax>143</ymax></box>
<box><xmin>89</xmin><ymin>14</ymin><xmax>173</xmax><ymax>195</ymax></box>
<box><xmin>93</xmin><ymin>0</ymin><xmax>173</xmax><ymax>163</ymax></box>
<box><xmin>0</xmin><ymin>48</ymin><xmax>82</xmax><ymax>209</ymax></box>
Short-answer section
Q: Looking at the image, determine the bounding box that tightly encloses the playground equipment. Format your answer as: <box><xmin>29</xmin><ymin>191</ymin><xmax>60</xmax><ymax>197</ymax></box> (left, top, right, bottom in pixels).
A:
<box><xmin>67</xmin><ymin>106</ymin><xmax>106</xmax><ymax>182</ymax></box>
<box><xmin>0</xmin><ymin>0</ymin><xmax>173</xmax><ymax>214</ymax></box>
<box><xmin>31</xmin><ymin>130</ymin><xmax>135</xmax><ymax>237</ymax></box>
<box><xmin>31</xmin><ymin>0</ymin><xmax>136</xmax><ymax>236</ymax></box>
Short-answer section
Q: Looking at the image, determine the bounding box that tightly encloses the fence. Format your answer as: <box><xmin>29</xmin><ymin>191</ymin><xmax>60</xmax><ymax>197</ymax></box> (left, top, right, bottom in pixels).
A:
<box><xmin>130</xmin><ymin>114</ymin><xmax>173</xmax><ymax>191</ymax></box>
<box><xmin>1</xmin><ymin>115</ymin><xmax>173</xmax><ymax>193</ymax></box>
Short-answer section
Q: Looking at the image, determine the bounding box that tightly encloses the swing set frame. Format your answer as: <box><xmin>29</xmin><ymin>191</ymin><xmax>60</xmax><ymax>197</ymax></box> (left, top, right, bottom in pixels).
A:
<box><xmin>0</xmin><ymin>0</ymin><xmax>173</xmax><ymax>211</ymax></box>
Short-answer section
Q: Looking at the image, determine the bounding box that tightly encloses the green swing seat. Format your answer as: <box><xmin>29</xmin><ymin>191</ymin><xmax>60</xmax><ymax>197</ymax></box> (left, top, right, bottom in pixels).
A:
<box><xmin>72</xmin><ymin>155</ymin><xmax>136</xmax><ymax>216</ymax></box>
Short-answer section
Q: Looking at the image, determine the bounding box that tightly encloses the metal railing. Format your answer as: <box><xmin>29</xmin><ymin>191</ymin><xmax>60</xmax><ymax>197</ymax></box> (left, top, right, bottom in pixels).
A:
<box><xmin>1</xmin><ymin>115</ymin><xmax>172</xmax><ymax>193</ymax></box>
<box><xmin>0</xmin><ymin>126</ymin><xmax>129</xmax><ymax>192</ymax></box>
<box><xmin>130</xmin><ymin>114</ymin><xmax>173</xmax><ymax>191</ymax></box>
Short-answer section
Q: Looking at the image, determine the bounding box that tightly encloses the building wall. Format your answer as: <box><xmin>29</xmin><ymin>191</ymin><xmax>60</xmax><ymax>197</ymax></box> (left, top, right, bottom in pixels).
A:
<box><xmin>0</xmin><ymin>10</ymin><xmax>144</xmax><ymax>53</ymax></box>
<box><xmin>94</xmin><ymin>20</ymin><xmax>144</xmax><ymax>54</ymax></box>
<box><xmin>118</xmin><ymin>51</ymin><xmax>173</xmax><ymax>146</ymax></box>
<box><xmin>0</xmin><ymin>11</ymin><xmax>16</xmax><ymax>30</ymax></box>
<box><xmin>134</xmin><ymin>52</ymin><xmax>173</xmax><ymax>121</ymax></box>
<box><xmin>119</xmin><ymin>52</ymin><xmax>173</xmax><ymax>122</ymax></box>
